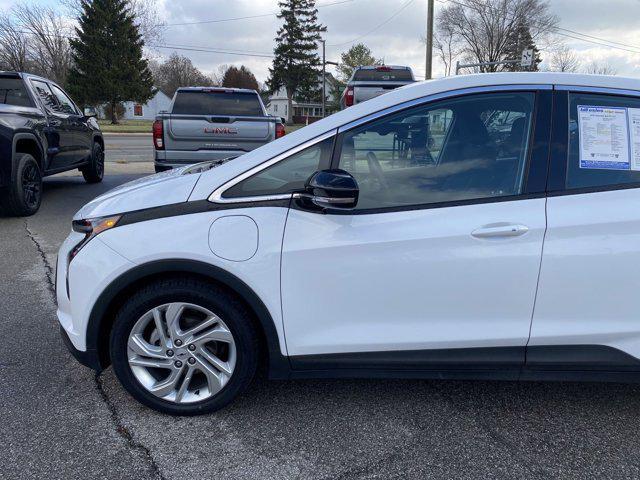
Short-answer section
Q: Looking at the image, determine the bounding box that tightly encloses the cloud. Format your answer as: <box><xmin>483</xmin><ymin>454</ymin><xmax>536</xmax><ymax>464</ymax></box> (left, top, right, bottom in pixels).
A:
<box><xmin>3</xmin><ymin>0</ymin><xmax>640</xmax><ymax>81</ymax></box>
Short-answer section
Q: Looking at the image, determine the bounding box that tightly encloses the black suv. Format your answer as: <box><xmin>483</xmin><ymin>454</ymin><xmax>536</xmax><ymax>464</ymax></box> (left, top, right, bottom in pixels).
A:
<box><xmin>0</xmin><ymin>72</ymin><xmax>104</xmax><ymax>216</ymax></box>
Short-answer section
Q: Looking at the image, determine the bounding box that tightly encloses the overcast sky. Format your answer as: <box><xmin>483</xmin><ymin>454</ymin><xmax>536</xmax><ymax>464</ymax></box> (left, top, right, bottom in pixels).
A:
<box><xmin>5</xmin><ymin>0</ymin><xmax>640</xmax><ymax>83</ymax></box>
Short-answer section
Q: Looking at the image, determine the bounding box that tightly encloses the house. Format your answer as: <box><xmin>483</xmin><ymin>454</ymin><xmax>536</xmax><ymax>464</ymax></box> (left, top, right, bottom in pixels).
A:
<box><xmin>97</xmin><ymin>88</ymin><xmax>172</xmax><ymax>121</ymax></box>
<box><xmin>265</xmin><ymin>73</ymin><xmax>338</xmax><ymax>124</ymax></box>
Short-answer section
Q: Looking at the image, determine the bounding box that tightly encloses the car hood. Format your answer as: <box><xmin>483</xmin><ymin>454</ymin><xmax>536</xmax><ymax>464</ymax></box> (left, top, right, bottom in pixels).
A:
<box><xmin>74</xmin><ymin>165</ymin><xmax>203</xmax><ymax>220</ymax></box>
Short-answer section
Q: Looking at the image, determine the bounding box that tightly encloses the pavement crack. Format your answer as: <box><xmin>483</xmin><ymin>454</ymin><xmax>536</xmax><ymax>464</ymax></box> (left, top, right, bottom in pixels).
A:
<box><xmin>24</xmin><ymin>220</ymin><xmax>56</xmax><ymax>301</ymax></box>
<box><xmin>94</xmin><ymin>373</ymin><xmax>167</xmax><ymax>480</ymax></box>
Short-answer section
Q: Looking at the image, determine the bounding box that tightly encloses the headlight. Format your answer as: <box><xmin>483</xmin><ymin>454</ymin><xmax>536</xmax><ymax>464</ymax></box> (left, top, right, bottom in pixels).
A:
<box><xmin>69</xmin><ymin>215</ymin><xmax>122</xmax><ymax>261</ymax></box>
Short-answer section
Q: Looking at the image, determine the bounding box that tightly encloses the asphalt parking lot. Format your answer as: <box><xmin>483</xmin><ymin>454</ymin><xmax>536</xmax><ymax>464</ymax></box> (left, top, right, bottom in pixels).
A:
<box><xmin>3</xmin><ymin>163</ymin><xmax>640</xmax><ymax>479</ymax></box>
<box><xmin>104</xmin><ymin>133</ymin><xmax>154</xmax><ymax>163</ymax></box>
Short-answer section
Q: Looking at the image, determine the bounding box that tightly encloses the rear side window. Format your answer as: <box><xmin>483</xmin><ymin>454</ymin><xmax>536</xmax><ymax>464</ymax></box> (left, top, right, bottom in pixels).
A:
<box><xmin>567</xmin><ymin>93</ymin><xmax>640</xmax><ymax>189</ymax></box>
<box><xmin>0</xmin><ymin>78</ymin><xmax>33</xmax><ymax>107</ymax></box>
<box><xmin>353</xmin><ymin>68</ymin><xmax>413</xmax><ymax>81</ymax></box>
<box><xmin>172</xmin><ymin>91</ymin><xmax>263</xmax><ymax>116</ymax></box>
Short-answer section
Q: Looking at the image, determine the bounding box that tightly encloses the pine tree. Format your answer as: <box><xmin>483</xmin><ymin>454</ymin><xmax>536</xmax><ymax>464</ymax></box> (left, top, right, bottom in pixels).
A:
<box><xmin>67</xmin><ymin>0</ymin><xmax>154</xmax><ymax>124</ymax></box>
<box><xmin>267</xmin><ymin>0</ymin><xmax>326</xmax><ymax>124</ymax></box>
<box><xmin>503</xmin><ymin>22</ymin><xmax>542</xmax><ymax>72</ymax></box>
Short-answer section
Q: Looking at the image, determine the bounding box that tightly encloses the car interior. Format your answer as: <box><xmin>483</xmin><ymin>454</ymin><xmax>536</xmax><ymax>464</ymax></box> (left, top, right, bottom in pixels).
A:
<box><xmin>342</xmin><ymin>93</ymin><xmax>535</xmax><ymax>209</ymax></box>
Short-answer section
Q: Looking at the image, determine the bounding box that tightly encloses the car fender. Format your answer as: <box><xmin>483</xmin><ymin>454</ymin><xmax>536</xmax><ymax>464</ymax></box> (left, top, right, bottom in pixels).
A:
<box><xmin>86</xmin><ymin>258</ymin><xmax>291</xmax><ymax>378</ymax></box>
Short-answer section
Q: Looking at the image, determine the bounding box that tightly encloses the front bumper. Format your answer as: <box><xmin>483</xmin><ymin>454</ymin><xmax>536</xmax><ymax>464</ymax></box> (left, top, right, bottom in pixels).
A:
<box><xmin>60</xmin><ymin>325</ymin><xmax>102</xmax><ymax>371</ymax></box>
<box><xmin>56</xmin><ymin>230</ymin><xmax>135</xmax><ymax>370</ymax></box>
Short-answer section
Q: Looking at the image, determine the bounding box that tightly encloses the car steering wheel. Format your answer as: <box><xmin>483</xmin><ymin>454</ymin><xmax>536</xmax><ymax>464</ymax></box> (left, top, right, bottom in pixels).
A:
<box><xmin>367</xmin><ymin>152</ymin><xmax>389</xmax><ymax>189</ymax></box>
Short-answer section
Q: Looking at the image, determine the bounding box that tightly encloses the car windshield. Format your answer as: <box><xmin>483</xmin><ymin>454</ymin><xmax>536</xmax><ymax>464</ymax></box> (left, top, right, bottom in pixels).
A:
<box><xmin>172</xmin><ymin>91</ymin><xmax>263</xmax><ymax>116</ymax></box>
<box><xmin>353</xmin><ymin>68</ymin><xmax>413</xmax><ymax>81</ymax></box>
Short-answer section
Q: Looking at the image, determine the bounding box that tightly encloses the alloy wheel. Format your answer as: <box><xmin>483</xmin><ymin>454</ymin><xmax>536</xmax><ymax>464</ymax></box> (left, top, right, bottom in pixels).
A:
<box><xmin>127</xmin><ymin>302</ymin><xmax>237</xmax><ymax>404</ymax></box>
<box><xmin>21</xmin><ymin>163</ymin><xmax>41</xmax><ymax>209</ymax></box>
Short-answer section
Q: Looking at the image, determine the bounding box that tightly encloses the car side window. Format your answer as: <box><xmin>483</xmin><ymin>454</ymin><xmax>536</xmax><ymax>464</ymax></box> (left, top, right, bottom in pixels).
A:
<box><xmin>50</xmin><ymin>84</ymin><xmax>78</xmax><ymax>115</ymax></box>
<box><xmin>337</xmin><ymin>92</ymin><xmax>535</xmax><ymax>210</ymax></box>
<box><xmin>566</xmin><ymin>93</ymin><xmax>640</xmax><ymax>189</ymax></box>
<box><xmin>31</xmin><ymin>80</ymin><xmax>59</xmax><ymax>114</ymax></box>
<box><xmin>223</xmin><ymin>136</ymin><xmax>334</xmax><ymax>198</ymax></box>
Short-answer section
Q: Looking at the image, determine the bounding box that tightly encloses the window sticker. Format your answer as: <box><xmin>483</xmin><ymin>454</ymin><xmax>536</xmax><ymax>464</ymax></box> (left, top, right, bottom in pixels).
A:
<box><xmin>578</xmin><ymin>106</ymin><xmax>630</xmax><ymax>170</ymax></box>
<box><xmin>628</xmin><ymin>108</ymin><xmax>640</xmax><ymax>171</ymax></box>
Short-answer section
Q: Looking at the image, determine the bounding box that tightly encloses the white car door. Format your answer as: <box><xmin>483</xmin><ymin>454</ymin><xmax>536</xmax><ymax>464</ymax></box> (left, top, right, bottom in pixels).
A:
<box><xmin>281</xmin><ymin>88</ymin><xmax>552</xmax><ymax>372</ymax></box>
<box><xmin>529</xmin><ymin>88</ymin><xmax>640</xmax><ymax>368</ymax></box>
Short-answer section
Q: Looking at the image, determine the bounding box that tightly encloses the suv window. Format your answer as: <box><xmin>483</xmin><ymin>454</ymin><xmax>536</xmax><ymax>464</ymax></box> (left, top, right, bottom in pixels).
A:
<box><xmin>0</xmin><ymin>77</ymin><xmax>33</xmax><ymax>107</ymax></box>
<box><xmin>223</xmin><ymin>136</ymin><xmax>334</xmax><ymax>198</ymax></box>
<box><xmin>337</xmin><ymin>92</ymin><xmax>535</xmax><ymax>210</ymax></box>
<box><xmin>31</xmin><ymin>80</ymin><xmax>59</xmax><ymax>113</ymax></box>
<box><xmin>172</xmin><ymin>90</ymin><xmax>263</xmax><ymax>116</ymax></box>
<box><xmin>50</xmin><ymin>84</ymin><xmax>78</xmax><ymax>115</ymax></box>
<box><xmin>567</xmin><ymin>93</ymin><xmax>640</xmax><ymax>189</ymax></box>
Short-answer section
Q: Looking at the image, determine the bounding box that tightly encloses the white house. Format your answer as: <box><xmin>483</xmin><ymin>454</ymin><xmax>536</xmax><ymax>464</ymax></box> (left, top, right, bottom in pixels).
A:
<box><xmin>265</xmin><ymin>73</ymin><xmax>337</xmax><ymax>124</ymax></box>
<box><xmin>97</xmin><ymin>88</ymin><xmax>172</xmax><ymax>121</ymax></box>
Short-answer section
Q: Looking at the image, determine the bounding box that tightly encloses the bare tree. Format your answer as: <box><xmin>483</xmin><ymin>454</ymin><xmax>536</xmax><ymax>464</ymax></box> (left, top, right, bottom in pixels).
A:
<box><xmin>548</xmin><ymin>43</ymin><xmax>581</xmax><ymax>72</ymax></box>
<box><xmin>584</xmin><ymin>60</ymin><xmax>617</xmax><ymax>75</ymax></box>
<box><xmin>13</xmin><ymin>4</ymin><xmax>72</xmax><ymax>85</ymax></box>
<box><xmin>0</xmin><ymin>4</ymin><xmax>72</xmax><ymax>84</ymax></box>
<box><xmin>432</xmin><ymin>23</ymin><xmax>463</xmax><ymax>76</ymax></box>
<box><xmin>0</xmin><ymin>13</ymin><xmax>30</xmax><ymax>72</ymax></box>
<box><xmin>62</xmin><ymin>0</ymin><xmax>165</xmax><ymax>45</ymax></box>
<box><xmin>152</xmin><ymin>53</ymin><xmax>215</xmax><ymax>97</ymax></box>
<box><xmin>436</xmin><ymin>0</ymin><xmax>558</xmax><ymax>73</ymax></box>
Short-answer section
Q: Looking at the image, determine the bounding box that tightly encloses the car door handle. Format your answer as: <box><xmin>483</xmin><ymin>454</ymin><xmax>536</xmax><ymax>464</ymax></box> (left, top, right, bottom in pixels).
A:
<box><xmin>471</xmin><ymin>224</ymin><xmax>529</xmax><ymax>239</ymax></box>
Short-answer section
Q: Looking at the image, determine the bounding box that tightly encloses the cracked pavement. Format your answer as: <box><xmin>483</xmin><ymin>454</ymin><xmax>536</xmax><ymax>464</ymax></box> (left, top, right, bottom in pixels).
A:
<box><xmin>3</xmin><ymin>164</ymin><xmax>640</xmax><ymax>479</ymax></box>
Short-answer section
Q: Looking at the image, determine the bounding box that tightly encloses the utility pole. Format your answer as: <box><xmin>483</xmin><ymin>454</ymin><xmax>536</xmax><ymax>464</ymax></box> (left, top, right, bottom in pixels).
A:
<box><xmin>425</xmin><ymin>0</ymin><xmax>434</xmax><ymax>79</ymax></box>
<box><xmin>321</xmin><ymin>39</ymin><xmax>326</xmax><ymax>118</ymax></box>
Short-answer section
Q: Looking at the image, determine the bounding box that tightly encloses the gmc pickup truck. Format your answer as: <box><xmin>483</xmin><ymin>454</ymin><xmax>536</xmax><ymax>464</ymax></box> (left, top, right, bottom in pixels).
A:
<box><xmin>153</xmin><ymin>87</ymin><xmax>285</xmax><ymax>172</ymax></box>
<box><xmin>0</xmin><ymin>71</ymin><xmax>104</xmax><ymax>216</ymax></box>
<box><xmin>340</xmin><ymin>65</ymin><xmax>416</xmax><ymax>109</ymax></box>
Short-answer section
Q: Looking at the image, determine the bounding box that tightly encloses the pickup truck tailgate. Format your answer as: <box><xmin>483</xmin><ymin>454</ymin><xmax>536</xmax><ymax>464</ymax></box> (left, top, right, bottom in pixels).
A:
<box><xmin>353</xmin><ymin>81</ymin><xmax>412</xmax><ymax>104</ymax></box>
<box><xmin>166</xmin><ymin>115</ymin><xmax>274</xmax><ymax>152</ymax></box>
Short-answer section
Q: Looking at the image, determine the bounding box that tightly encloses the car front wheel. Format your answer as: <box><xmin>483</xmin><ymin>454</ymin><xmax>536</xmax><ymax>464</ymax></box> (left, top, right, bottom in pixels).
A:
<box><xmin>110</xmin><ymin>277</ymin><xmax>259</xmax><ymax>415</ymax></box>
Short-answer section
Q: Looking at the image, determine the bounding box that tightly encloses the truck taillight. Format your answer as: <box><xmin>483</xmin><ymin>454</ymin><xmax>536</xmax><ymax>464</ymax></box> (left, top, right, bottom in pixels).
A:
<box><xmin>276</xmin><ymin>122</ymin><xmax>285</xmax><ymax>139</ymax></box>
<box><xmin>344</xmin><ymin>86</ymin><xmax>354</xmax><ymax>107</ymax></box>
<box><xmin>152</xmin><ymin>120</ymin><xmax>164</xmax><ymax>150</ymax></box>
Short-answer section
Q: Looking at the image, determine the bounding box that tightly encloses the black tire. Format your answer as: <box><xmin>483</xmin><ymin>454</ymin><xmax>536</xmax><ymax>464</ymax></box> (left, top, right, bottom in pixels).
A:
<box><xmin>0</xmin><ymin>153</ymin><xmax>42</xmax><ymax>217</ymax></box>
<box><xmin>81</xmin><ymin>142</ymin><xmax>104</xmax><ymax>183</ymax></box>
<box><xmin>110</xmin><ymin>277</ymin><xmax>259</xmax><ymax>415</ymax></box>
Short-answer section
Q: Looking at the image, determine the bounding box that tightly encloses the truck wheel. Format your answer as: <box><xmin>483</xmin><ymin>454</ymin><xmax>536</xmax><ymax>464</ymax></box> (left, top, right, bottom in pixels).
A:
<box><xmin>81</xmin><ymin>142</ymin><xmax>104</xmax><ymax>183</ymax></box>
<box><xmin>0</xmin><ymin>153</ymin><xmax>42</xmax><ymax>217</ymax></box>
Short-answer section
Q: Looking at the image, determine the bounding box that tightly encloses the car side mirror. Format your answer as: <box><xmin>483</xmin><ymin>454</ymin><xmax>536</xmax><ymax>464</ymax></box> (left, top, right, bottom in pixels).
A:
<box><xmin>303</xmin><ymin>169</ymin><xmax>359</xmax><ymax>209</ymax></box>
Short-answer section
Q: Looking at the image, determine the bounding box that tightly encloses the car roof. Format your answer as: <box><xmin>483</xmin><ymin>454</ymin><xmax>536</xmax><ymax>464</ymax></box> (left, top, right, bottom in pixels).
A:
<box><xmin>176</xmin><ymin>86</ymin><xmax>258</xmax><ymax>94</ymax></box>
<box><xmin>0</xmin><ymin>70</ymin><xmax>59</xmax><ymax>85</ymax></box>
<box><xmin>190</xmin><ymin>72</ymin><xmax>640</xmax><ymax>199</ymax></box>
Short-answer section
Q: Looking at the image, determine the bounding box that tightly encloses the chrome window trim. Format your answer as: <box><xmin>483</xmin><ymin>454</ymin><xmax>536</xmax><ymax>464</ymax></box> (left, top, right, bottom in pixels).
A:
<box><xmin>554</xmin><ymin>85</ymin><xmax>640</xmax><ymax>97</ymax></box>
<box><xmin>337</xmin><ymin>84</ymin><xmax>553</xmax><ymax>133</ymax></box>
<box><xmin>208</xmin><ymin>129</ymin><xmax>337</xmax><ymax>204</ymax></box>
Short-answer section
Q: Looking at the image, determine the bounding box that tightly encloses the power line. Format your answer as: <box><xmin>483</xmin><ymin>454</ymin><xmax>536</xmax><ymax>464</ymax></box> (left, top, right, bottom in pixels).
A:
<box><xmin>327</xmin><ymin>0</ymin><xmax>414</xmax><ymax>47</ymax></box>
<box><xmin>150</xmin><ymin>44</ymin><xmax>275</xmax><ymax>58</ymax></box>
<box><xmin>163</xmin><ymin>0</ymin><xmax>357</xmax><ymax>27</ymax></box>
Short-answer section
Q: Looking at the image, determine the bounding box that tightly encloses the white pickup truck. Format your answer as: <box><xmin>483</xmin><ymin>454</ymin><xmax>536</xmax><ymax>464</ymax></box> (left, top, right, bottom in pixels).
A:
<box><xmin>340</xmin><ymin>65</ymin><xmax>416</xmax><ymax>109</ymax></box>
<box><xmin>153</xmin><ymin>87</ymin><xmax>285</xmax><ymax>172</ymax></box>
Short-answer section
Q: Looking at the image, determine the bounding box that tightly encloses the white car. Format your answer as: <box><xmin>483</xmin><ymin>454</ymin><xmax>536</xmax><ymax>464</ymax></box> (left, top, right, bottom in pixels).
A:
<box><xmin>57</xmin><ymin>72</ymin><xmax>640</xmax><ymax>415</ymax></box>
